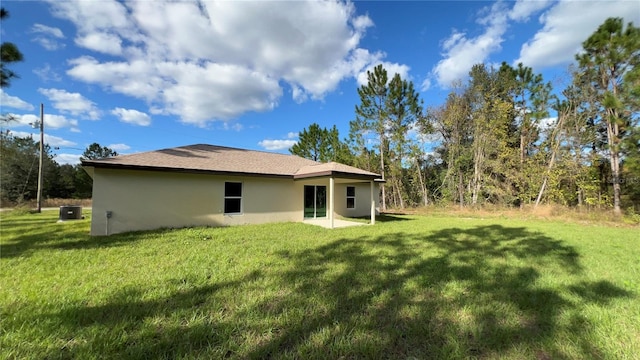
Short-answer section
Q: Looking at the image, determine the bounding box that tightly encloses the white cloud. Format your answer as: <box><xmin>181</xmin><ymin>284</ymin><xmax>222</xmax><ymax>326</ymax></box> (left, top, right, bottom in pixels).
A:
<box><xmin>352</xmin><ymin>14</ymin><xmax>374</xmax><ymax>32</ymax></box>
<box><xmin>420</xmin><ymin>78</ymin><xmax>431</xmax><ymax>92</ymax></box>
<box><xmin>7</xmin><ymin>130</ymin><xmax>35</xmax><ymax>139</ymax></box>
<box><xmin>68</xmin><ymin>59</ymin><xmax>283</xmax><ymax>125</ymax></box>
<box><xmin>156</xmin><ymin>62</ymin><xmax>282</xmax><ymax>124</ymax></box>
<box><xmin>56</xmin><ymin>153</ymin><xmax>82</xmax><ymax>165</ymax></box>
<box><xmin>107</xmin><ymin>143</ymin><xmax>130</xmax><ymax>151</ymax></box>
<box><xmin>0</xmin><ymin>90</ymin><xmax>34</xmax><ymax>111</ymax></box>
<box><xmin>32</xmin><ymin>37</ymin><xmax>65</xmax><ymax>51</ymax></box>
<box><xmin>45</xmin><ymin>134</ymin><xmax>77</xmax><ymax>148</ymax></box>
<box><xmin>38</xmin><ymin>88</ymin><xmax>100</xmax><ymax>120</ymax></box>
<box><xmin>356</xmin><ymin>61</ymin><xmax>412</xmax><ymax>86</ymax></box>
<box><xmin>258</xmin><ymin>132</ymin><xmax>299</xmax><ymax>150</ymax></box>
<box><xmin>538</xmin><ymin>116</ymin><xmax>558</xmax><ymax>131</ymax></box>
<box><xmin>48</xmin><ymin>0</ymin><xmax>399</xmax><ymax>126</ymax></box>
<box><xmin>33</xmin><ymin>64</ymin><xmax>62</xmax><ymax>82</ymax></box>
<box><xmin>7</xmin><ymin>113</ymin><xmax>79</xmax><ymax>130</ymax></box>
<box><xmin>509</xmin><ymin>0</ymin><xmax>553</xmax><ymax>22</ymax></box>
<box><xmin>258</xmin><ymin>139</ymin><xmax>297</xmax><ymax>151</ymax></box>
<box><xmin>431</xmin><ymin>2</ymin><xmax>509</xmax><ymax>88</ymax></box>
<box><xmin>8</xmin><ymin>130</ymin><xmax>77</xmax><ymax>147</ymax></box>
<box><xmin>48</xmin><ymin>0</ymin><xmax>134</xmax><ymax>40</ymax></box>
<box><xmin>111</xmin><ymin>108</ymin><xmax>151</xmax><ymax>126</ymax></box>
<box><xmin>222</xmin><ymin>122</ymin><xmax>244</xmax><ymax>132</ymax></box>
<box><xmin>75</xmin><ymin>32</ymin><xmax>122</xmax><ymax>55</ymax></box>
<box><xmin>66</xmin><ymin>57</ymin><xmax>162</xmax><ymax>102</ymax></box>
<box><xmin>31</xmin><ymin>23</ymin><xmax>65</xmax><ymax>38</ymax></box>
<box><xmin>31</xmin><ymin>23</ymin><xmax>65</xmax><ymax>50</ymax></box>
<box><xmin>516</xmin><ymin>0</ymin><xmax>640</xmax><ymax>68</ymax></box>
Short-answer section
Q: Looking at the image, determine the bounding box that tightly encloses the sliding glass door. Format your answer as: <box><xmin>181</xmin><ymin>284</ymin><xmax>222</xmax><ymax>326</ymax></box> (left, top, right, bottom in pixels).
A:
<box><xmin>304</xmin><ymin>185</ymin><xmax>327</xmax><ymax>218</ymax></box>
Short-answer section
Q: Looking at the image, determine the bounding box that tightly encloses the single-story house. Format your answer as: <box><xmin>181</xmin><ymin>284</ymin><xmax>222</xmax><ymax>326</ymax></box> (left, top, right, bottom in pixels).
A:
<box><xmin>82</xmin><ymin>144</ymin><xmax>383</xmax><ymax>235</ymax></box>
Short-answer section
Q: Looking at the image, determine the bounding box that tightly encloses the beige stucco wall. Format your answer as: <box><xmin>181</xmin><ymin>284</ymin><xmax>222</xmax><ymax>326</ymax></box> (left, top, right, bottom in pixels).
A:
<box><xmin>91</xmin><ymin>168</ymin><xmax>302</xmax><ymax>235</ymax></box>
<box><xmin>332</xmin><ymin>182</ymin><xmax>379</xmax><ymax>218</ymax></box>
<box><xmin>89</xmin><ymin>168</ymin><xmax>380</xmax><ymax>235</ymax></box>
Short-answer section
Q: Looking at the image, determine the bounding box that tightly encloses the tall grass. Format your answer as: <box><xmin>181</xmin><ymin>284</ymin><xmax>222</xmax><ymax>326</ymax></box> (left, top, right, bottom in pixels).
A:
<box><xmin>1</xmin><ymin>211</ymin><xmax>638</xmax><ymax>359</ymax></box>
<box><xmin>403</xmin><ymin>203</ymin><xmax>640</xmax><ymax>225</ymax></box>
<box><xmin>0</xmin><ymin>198</ymin><xmax>92</xmax><ymax>209</ymax></box>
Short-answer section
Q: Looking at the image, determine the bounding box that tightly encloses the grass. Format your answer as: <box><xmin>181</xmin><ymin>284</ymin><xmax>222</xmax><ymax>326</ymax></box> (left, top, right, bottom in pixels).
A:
<box><xmin>1</xmin><ymin>210</ymin><xmax>639</xmax><ymax>359</ymax></box>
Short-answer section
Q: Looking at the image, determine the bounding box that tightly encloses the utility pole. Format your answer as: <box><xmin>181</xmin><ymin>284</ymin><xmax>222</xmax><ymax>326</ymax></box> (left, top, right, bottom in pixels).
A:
<box><xmin>36</xmin><ymin>104</ymin><xmax>44</xmax><ymax>213</ymax></box>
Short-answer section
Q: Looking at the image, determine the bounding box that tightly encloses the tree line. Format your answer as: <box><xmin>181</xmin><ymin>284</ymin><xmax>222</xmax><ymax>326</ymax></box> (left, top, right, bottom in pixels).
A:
<box><xmin>1</xmin><ymin>16</ymin><xmax>637</xmax><ymax>214</ymax></box>
<box><xmin>290</xmin><ymin>18</ymin><xmax>640</xmax><ymax>215</ymax></box>
<box><xmin>0</xmin><ymin>136</ymin><xmax>117</xmax><ymax>205</ymax></box>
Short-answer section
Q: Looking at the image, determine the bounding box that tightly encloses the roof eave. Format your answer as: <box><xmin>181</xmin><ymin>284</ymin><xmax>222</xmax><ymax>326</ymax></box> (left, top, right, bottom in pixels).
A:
<box><xmin>85</xmin><ymin>162</ymin><xmax>294</xmax><ymax>179</ymax></box>
<box><xmin>294</xmin><ymin>170</ymin><xmax>382</xmax><ymax>181</ymax></box>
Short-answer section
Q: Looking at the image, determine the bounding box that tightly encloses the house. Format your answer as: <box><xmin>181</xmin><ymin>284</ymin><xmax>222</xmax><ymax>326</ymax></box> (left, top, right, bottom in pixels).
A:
<box><xmin>82</xmin><ymin>144</ymin><xmax>383</xmax><ymax>235</ymax></box>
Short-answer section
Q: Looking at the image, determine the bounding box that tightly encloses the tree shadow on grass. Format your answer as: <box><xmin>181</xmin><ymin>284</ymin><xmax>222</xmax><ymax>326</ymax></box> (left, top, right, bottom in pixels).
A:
<box><xmin>246</xmin><ymin>225</ymin><xmax>631</xmax><ymax>359</ymax></box>
<box><xmin>1</xmin><ymin>227</ymin><xmax>149</xmax><ymax>258</ymax></box>
<box><xmin>349</xmin><ymin>214</ymin><xmax>413</xmax><ymax>223</ymax></box>
<box><xmin>0</xmin><ymin>215</ymin><xmax>90</xmax><ymax>258</ymax></box>
<box><xmin>21</xmin><ymin>225</ymin><xmax>634</xmax><ymax>359</ymax></box>
<box><xmin>31</xmin><ymin>271</ymin><xmax>263</xmax><ymax>359</ymax></box>
<box><xmin>375</xmin><ymin>214</ymin><xmax>413</xmax><ymax>223</ymax></box>
<box><xmin>0</xmin><ymin>215</ymin><xmax>158</xmax><ymax>258</ymax></box>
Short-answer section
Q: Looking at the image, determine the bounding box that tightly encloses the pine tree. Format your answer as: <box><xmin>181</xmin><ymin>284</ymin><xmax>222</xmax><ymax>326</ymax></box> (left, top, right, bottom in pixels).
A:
<box><xmin>1</xmin><ymin>8</ymin><xmax>24</xmax><ymax>88</ymax></box>
<box><xmin>385</xmin><ymin>73</ymin><xmax>424</xmax><ymax>209</ymax></box>
<box><xmin>353</xmin><ymin>65</ymin><xmax>390</xmax><ymax>210</ymax></box>
<box><xmin>290</xmin><ymin>123</ymin><xmax>352</xmax><ymax>163</ymax></box>
<box><xmin>289</xmin><ymin>123</ymin><xmax>330</xmax><ymax>162</ymax></box>
<box><xmin>81</xmin><ymin>143</ymin><xmax>119</xmax><ymax>160</ymax></box>
<box><xmin>576</xmin><ymin>18</ymin><xmax>640</xmax><ymax>214</ymax></box>
<box><xmin>500</xmin><ymin>62</ymin><xmax>553</xmax><ymax>206</ymax></box>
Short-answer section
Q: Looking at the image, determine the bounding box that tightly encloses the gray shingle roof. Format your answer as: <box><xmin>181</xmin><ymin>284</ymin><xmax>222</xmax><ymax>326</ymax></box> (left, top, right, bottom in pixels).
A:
<box><xmin>82</xmin><ymin>144</ymin><xmax>381</xmax><ymax>179</ymax></box>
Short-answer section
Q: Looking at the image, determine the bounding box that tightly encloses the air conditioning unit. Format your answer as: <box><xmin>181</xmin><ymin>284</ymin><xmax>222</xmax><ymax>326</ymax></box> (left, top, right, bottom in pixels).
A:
<box><xmin>59</xmin><ymin>206</ymin><xmax>83</xmax><ymax>221</ymax></box>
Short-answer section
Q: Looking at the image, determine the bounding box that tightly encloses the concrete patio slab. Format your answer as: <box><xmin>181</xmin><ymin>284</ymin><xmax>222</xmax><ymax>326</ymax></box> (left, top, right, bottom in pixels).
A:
<box><xmin>303</xmin><ymin>218</ymin><xmax>368</xmax><ymax>229</ymax></box>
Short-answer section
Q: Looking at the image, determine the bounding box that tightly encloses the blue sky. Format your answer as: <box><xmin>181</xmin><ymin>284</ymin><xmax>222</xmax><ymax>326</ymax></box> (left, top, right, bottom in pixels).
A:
<box><xmin>1</xmin><ymin>0</ymin><xmax>638</xmax><ymax>164</ymax></box>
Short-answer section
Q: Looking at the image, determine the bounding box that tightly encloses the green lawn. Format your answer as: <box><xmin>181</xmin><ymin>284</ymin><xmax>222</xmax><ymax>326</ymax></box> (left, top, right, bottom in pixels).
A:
<box><xmin>1</xmin><ymin>210</ymin><xmax>638</xmax><ymax>359</ymax></box>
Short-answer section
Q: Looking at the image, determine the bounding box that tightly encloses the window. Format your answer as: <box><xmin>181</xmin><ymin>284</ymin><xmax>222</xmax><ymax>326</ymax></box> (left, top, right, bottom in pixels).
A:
<box><xmin>346</xmin><ymin>186</ymin><xmax>355</xmax><ymax>209</ymax></box>
<box><xmin>224</xmin><ymin>182</ymin><xmax>242</xmax><ymax>214</ymax></box>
